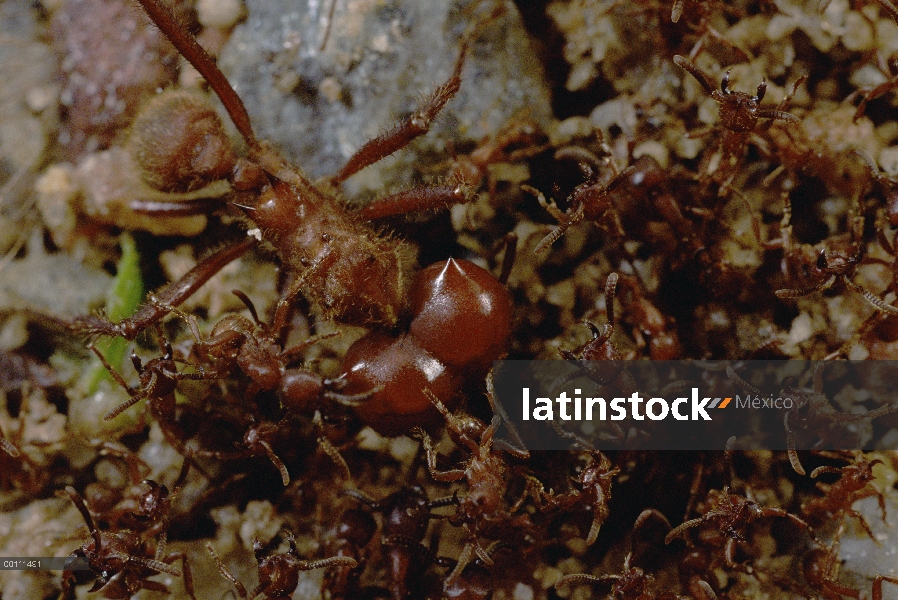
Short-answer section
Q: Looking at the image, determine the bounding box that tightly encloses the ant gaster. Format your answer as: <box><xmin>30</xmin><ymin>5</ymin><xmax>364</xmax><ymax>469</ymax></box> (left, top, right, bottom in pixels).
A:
<box><xmin>339</xmin><ymin>257</ymin><xmax>514</xmax><ymax>436</ymax></box>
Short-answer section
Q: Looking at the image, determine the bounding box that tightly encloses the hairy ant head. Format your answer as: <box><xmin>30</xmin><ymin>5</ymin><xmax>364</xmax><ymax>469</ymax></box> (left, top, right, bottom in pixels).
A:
<box><xmin>129</xmin><ymin>90</ymin><xmax>236</xmax><ymax>193</ymax></box>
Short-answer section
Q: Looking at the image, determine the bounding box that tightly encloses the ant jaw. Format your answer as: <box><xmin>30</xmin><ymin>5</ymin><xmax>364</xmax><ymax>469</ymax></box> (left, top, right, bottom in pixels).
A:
<box><xmin>720</xmin><ymin>71</ymin><xmax>731</xmax><ymax>94</ymax></box>
<box><xmin>755</xmin><ymin>80</ymin><xmax>767</xmax><ymax>103</ymax></box>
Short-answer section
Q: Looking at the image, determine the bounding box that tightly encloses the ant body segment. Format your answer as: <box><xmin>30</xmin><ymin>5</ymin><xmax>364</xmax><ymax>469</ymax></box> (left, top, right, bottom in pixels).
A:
<box><xmin>320</xmin><ymin>507</ymin><xmax>378</xmax><ymax>600</ymax></box>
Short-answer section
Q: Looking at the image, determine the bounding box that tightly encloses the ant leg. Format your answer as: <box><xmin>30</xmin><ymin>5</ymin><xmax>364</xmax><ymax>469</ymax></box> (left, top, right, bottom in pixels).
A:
<box><xmin>161</xmin><ymin>551</ymin><xmax>197</xmax><ymax>600</ymax></box>
<box><xmin>357</xmin><ymin>184</ymin><xmax>469</xmax><ymax>221</ymax></box>
<box><xmin>134</xmin><ymin>0</ymin><xmax>258</xmax><ymax>150</ymax></box>
<box><xmin>330</xmin><ymin>43</ymin><xmax>468</xmax><ymax>184</ymax></box>
<box><xmin>874</xmin><ymin>575</ymin><xmax>898</xmax><ymax>600</ymax></box>
<box><xmin>313</xmin><ymin>410</ymin><xmax>352</xmax><ymax>481</ymax></box>
<box><xmin>673</xmin><ymin>55</ymin><xmax>717</xmax><ymax>96</ymax></box>
<box><xmin>417</xmin><ymin>428</ymin><xmax>466</xmax><ymax>482</ymax></box>
<box><xmin>72</xmin><ymin>239</ymin><xmax>254</xmax><ymax>340</ymax></box>
<box><xmin>65</xmin><ymin>486</ymin><xmax>103</xmax><ymax>549</ymax></box>
<box><xmin>855</xmin><ymin>78</ymin><xmax>898</xmax><ymax>121</ymax></box>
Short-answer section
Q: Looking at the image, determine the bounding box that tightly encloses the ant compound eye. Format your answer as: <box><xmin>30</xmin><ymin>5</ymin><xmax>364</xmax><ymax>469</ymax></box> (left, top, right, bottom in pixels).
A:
<box><xmin>129</xmin><ymin>90</ymin><xmax>236</xmax><ymax>192</ymax></box>
<box><xmin>409</xmin><ymin>259</ymin><xmax>513</xmax><ymax>373</ymax></box>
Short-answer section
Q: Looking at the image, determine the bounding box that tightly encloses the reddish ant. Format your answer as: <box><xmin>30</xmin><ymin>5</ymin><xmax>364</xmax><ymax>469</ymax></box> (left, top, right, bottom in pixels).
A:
<box><xmin>87</xmin><ymin>324</ymin><xmax>214</xmax><ymax>453</ymax></box>
<box><xmin>345</xmin><ymin>486</ymin><xmax>456</xmax><ymax>600</ymax></box>
<box><xmin>673</xmin><ymin>55</ymin><xmax>799</xmax><ymax>192</ymax></box>
<box><xmin>417</xmin><ymin>378</ymin><xmax>532</xmax><ymax>575</ymax></box>
<box><xmin>69</xmin><ymin>0</ymin><xmax>516</xmax><ymax>442</ymax></box>
<box><xmin>86</xmin><ymin>441</ymin><xmax>192</xmax><ymax>537</ymax></box>
<box><xmin>673</xmin><ymin>55</ymin><xmax>798</xmax><ymax>134</ymax></box>
<box><xmin>61</xmin><ymin>485</ymin><xmax>196</xmax><ymax>600</ymax></box>
<box><xmin>71</xmin><ymin>0</ymin><xmax>493</xmax><ymax>340</ymax></box>
<box><xmin>523</xmin><ymin>147</ymin><xmax>633</xmax><ymax>254</ymax></box>
<box><xmin>665</xmin><ymin>486</ymin><xmax>818</xmax><ymax>567</ymax></box>
<box><xmin>772</xmin><ymin>191</ymin><xmax>898</xmax><ymax>316</ymax></box>
<box><xmin>207</xmin><ymin>529</ymin><xmax>357</xmax><ymax>600</ymax></box>
<box><xmin>556</xmin><ymin>509</ymin><xmax>718</xmax><ymax>600</ymax></box>
<box><xmin>801</xmin><ymin>450</ymin><xmax>888</xmax><ymax>541</ymax></box>
<box><xmin>535</xmin><ymin>450</ymin><xmax>619</xmax><ymax>546</ymax></box>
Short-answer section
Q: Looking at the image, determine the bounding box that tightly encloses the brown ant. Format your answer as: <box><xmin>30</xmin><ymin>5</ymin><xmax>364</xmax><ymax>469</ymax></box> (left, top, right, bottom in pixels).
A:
<box><xmin>87</xmin><ymin>441</ymin><xmax>192</xmax><ymax>537</ymax></box>
<box><xmin>88</xmin><ymin>324</ymin><xmax>213</xmax><ymax>453</ymax></box>
<box><xmin>207</xmin><ymin>530</ymin><xmax>357</xmax><ymax>600</ymax></box>
<box><xmin>665</xmin><ymin>486</ymin><xmax>818</xmax><ymax>567</ymax></box>
<box><xmin>417</xmin><ymin>379</ymin><xmax>532</xmax><ymax>574</ymax></box>
<box><xmin>673</xmin><ymin>55</ymin><xmax>799</xmax><ymax>134</ymax></box>
<box><xmin>556</xmin><ymin>509</ymin><xmax>718</xmax><ymax>600</ymax></box>
<box><xmin>523</xmin><ymin>147</ymin><xmax>633</xmax><ymax>254</ymax></box>
<box><xmin>69</xmin><ymin>0</ymin><xmax>517</xmax><ymax>444</ymax></box>
<box><xmin>801</xmin><ymin>450</ymin><xmax>888</xmax><ymax>541</ymax></box>
<box><xmin>71</xmin><ymin>0</ymin><xmax>488</xmax><ymax>340</ymax></box>
<box><xmin>536</xmin><ymin>450</ymin><xmax>619</xmax><ymax>546</ymax></box>
<box><xmin>60</xmin><ymin>485</ymin><xmax>196</xmax><ymax>600</ymax></box>
<box><xmin>345</xmin><ymin>486</ymin><xmax>456</xmax><ymax>600</ymax></box>
<box><xmin>772</xmin><ymin>192</ymin><xmax>898</xmax><ymax>316</ymax></box>
<box><xmin>673</xmin><ymin>55</ymin><xmax>799</xmax><ymax>191</ymax></box>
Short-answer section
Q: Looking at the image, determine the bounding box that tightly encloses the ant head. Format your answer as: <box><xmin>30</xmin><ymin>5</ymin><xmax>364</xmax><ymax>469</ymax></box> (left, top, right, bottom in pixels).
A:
<box><xmin>129</xmin><ymin>90</ymin><xmax>236</xmax><ymax>193</ymax></box>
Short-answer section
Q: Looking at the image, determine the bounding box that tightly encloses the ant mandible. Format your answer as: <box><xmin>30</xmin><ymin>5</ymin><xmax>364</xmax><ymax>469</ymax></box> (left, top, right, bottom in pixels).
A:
<box><xmin>208</xmin><ymin>530</ymin><xmax>357</xmax><ymax>600</ymax></box>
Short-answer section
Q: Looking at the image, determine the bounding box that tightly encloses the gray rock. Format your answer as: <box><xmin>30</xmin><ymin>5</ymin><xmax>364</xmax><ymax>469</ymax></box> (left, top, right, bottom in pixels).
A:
<box><xmin>218</xmin><ymin>0</ymin><xmax>551</xmax><ymax>200</ymax></box>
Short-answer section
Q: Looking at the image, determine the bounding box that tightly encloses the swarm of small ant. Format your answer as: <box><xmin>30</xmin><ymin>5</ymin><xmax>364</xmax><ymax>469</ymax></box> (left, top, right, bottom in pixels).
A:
<box><xmin>2</xmin><ymin>0</ymin><xmax>898</xmax><ymax>598</ymax></box>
